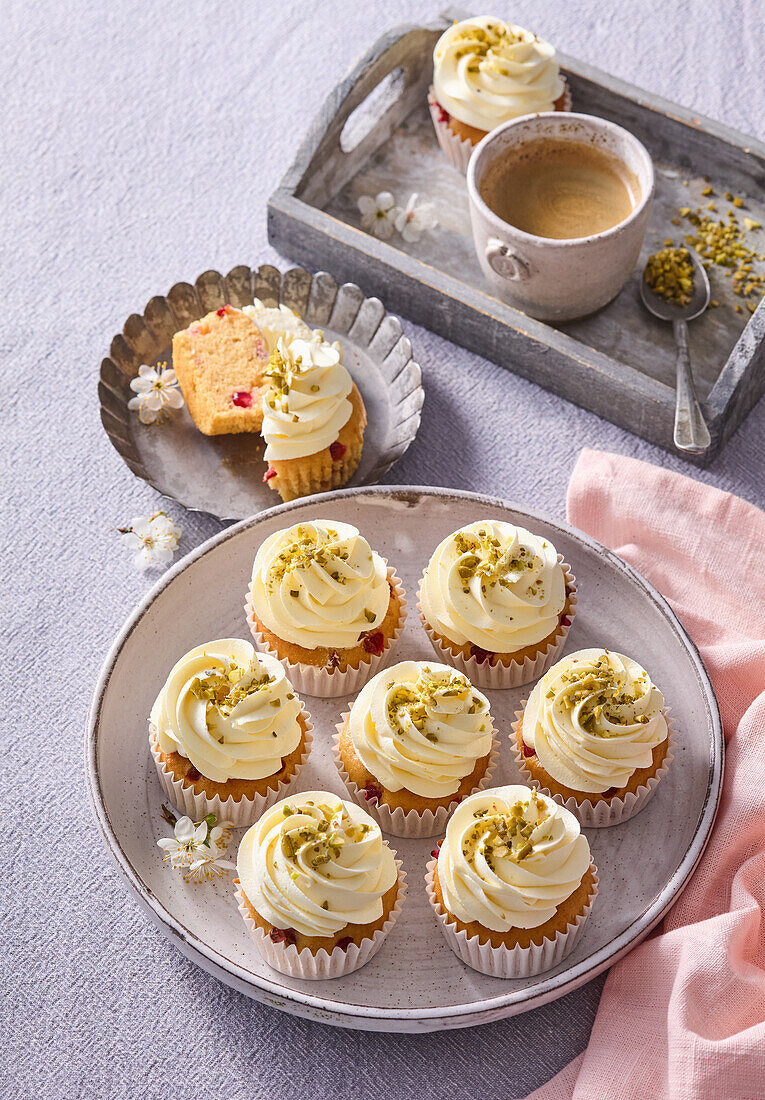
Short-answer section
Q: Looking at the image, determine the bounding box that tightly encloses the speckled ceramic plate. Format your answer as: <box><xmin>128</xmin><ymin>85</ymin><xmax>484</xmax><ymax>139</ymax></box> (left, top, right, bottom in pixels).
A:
<box><xmin>86</xmin><ymin>487</ymin><xmax>723</xmax><ymax>1032</ymax></box>
<box><xmin>99</xmin><ymin>266</ymin><xmax>424</xmax><ymax>520</ymax></box>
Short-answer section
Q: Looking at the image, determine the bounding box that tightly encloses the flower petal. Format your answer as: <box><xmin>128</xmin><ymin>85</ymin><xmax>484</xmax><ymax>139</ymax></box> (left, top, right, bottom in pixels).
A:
<box><xmin>376</xmin><ymin>191</ymin><xmax>395</xmax><ymax>211</ymax></box>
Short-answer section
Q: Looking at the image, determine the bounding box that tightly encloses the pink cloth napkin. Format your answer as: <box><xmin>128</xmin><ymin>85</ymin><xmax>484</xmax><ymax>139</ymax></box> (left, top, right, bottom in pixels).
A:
<box><xmin>527</xmin><ymin>448</ymin><xmax>765</xmax><ymax>1100</ymax></box>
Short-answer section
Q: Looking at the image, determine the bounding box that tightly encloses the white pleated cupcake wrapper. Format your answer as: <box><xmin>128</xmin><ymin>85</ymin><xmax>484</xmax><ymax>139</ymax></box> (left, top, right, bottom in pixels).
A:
<box><xmin>331</xmin><ymin>717</ymin><xmax>500</xmax><ymax>838</ymax></box>
<box><xmin>512</xmin><ymin>705</ymin><xmax>676</xmax><ymax>828</ymax></box>
<box><xmin>427</xmin><ymin>81</ymin><xmax>572</xmax><ymax>175</ymax></box>
<box><xmin>236</xmin><ymin>861</ymin><xmax>406</xmax><ymax>980</ymax></box>
<box><xmin>425</xmin><ymin>857</ymin><xmax>598</xmax><ymax>978</ymax></box>
<box><xmin>149</xmin><ymin>709</ymin><xmax>313</xmax><ymax>829</ymax></box>
<box><xmin>244</xmin><ymin>565</ymin><xmax>407</xmax><ymax>699</ymax></box>
<box><xmin>417</xmin><ymin>558</ymin><xmax>577</xmax><ymax>690</ymax></box>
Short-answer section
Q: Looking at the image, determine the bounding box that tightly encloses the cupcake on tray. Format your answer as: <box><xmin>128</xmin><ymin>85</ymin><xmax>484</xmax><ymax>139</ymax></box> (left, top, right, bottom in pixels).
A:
<box><xmin>334</xmin><ymin>660</ymin><xmax>498</xmax><ymax>838</ymax></box>
<box><xmin>514</xmin><ymin>648</ymin><xmax>673</xmax><ymax>827</ymax></box>
<box><xmin>149</xmin><ymin>638</ymin><xmax>312</xmax><ymax>828</ymax></box>
<box><xmin>246</xmin><ymin>519</ymin><xmax>406</xmax><ymax>697</ymax></box>
<box><xmin>418</xmin><ymin>519</ymin><xmax>576</xmax><ymax>688</ymax></box>
<box><xmin>429</xmin><ymin>15</ymin><xmax>571</xmax><ymax>173</ymax></box>
<box><xmin>235</xmin><ymin>790</ymin><xmax>406</xmax><ymax>980</ymax></box>
<box><xmin>426</xmin><ymin>785</ymin><xmax>597</xmax><ymax>978</ymax></box>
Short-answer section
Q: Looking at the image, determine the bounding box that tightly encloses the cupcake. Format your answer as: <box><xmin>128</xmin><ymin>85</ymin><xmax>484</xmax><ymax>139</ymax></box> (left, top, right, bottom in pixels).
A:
<box><xmin>259</xmin><ymin>335</ymin><xmax>366</xmax><ymax>502</ymax></box>
<box><xmin>149</xmin><ymin>638</ymin><xmax>312</xmax><ymax>827</ymax></box>
<box><xmin>429</xmin><ymin>16</ymin><xmax>570</xmax><ymax>172</ymax></box>
<box><xmin>246</xmin><ymin>520</ymin><xmax>406</xmax><ymax>697</ymax></box>
<box><xmin>418</xmin><ymin>519</ymin><xmax>576</xmax><ymax>688</ymax></box>
<box><xmin>235</xmin><ymin>790</ymin><xmax>405</xmax><ymax>979</ymax></box>
<box><xmin>514</xmin><ymin>648</ymin><xmax>673</xmax><ymax>827</ymax></box>
<box><xmin>172</xmin><ymin>305</ymin><xmax>268</xmax><ymax>434</ymax></box>
<box><xmin>334</xmin><ymin>660</ymin><xmax>498</xmax><ymax>837</ymax></box>
<box><xmin>426</xmin><ymin>785</ymin><xmax>597</xmax><ymax>978</ymax></box>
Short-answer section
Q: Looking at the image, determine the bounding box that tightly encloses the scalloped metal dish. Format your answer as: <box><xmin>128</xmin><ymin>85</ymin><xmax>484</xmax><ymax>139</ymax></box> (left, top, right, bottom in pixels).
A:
<box><xmin>86</xmin><ymin>486</ymin><xmax>723</xmax><ymax>1033</ymax></box>
<box><xmin>99</xmin><ymin>265</ymin><xmax>424</xmax><ymax>520</ymax></box>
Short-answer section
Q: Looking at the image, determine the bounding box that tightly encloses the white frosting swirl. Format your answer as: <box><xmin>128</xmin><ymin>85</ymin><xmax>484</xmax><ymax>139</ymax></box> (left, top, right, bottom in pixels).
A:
<box><xmin>261</xmin><ymin>336</ymin><xmax>353</xmax><ymax>461</ymax></box>
<box><xmin>421</xmin><ymin>519</ymin><xmax>566</xmax><ymax>653</ymax></box>
<box><xmin>249</xmin><ymin>520</ymin><xmax>390</xmax><ymax>650</ymax></box>
<box><xmin>348</xmin><ymin>661</ymin><xmax>493</xmax><ymax>798</ymax></box>
<box><xmin>437</xmin><ymin>785</ymin><xmax>591</xmax><ymax>931</ymax></box>
<box><xmin>433</xmin><ymin>16</ymin><xmax>564</xmax><ymax>132</ymax></box>
<box><xmin>523</xmin><ymin>649</ymin><xmax>668</xmax><ymax>794</ymax></box>
<box><xmin>150</xmin><ymin>639</ymin><xmax>303</xmax><ymax>783</ymax></box>
<box><xmin>242</xmin><ymin>300</ymin><xmax>313</xmax><ymax>351</ymax></box>
<box><xmin>237</xmin><ymin>791</ymin><xmax>398</xmax><ymax>936</ymax></box>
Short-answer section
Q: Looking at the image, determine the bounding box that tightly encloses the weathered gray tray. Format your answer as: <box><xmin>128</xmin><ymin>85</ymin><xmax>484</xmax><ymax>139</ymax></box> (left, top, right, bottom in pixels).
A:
<box><xmin>268</xmin><ymin>11</ymin><xmax>765</xmax><ymax>465</ymax></box>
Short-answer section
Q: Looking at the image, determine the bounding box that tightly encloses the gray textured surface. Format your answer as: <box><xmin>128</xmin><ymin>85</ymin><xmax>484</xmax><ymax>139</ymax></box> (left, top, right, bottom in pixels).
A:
<box><xmin>3</xmin><ymin>1</ymin><xmax>764</xmax><ymax>1098</ymax></box>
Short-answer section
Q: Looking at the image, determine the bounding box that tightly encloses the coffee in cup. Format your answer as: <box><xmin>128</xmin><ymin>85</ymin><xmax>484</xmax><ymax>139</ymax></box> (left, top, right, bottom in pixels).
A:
<box><xmin>479</xmin><ymin>138</ymin><xmax>641</xmax><ymax>240</ymax></box>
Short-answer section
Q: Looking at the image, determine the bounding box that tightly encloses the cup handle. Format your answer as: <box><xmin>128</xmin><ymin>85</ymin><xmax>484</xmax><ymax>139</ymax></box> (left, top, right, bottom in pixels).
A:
<box><xmin>485</xmin><ymin>238</ymin><xmax>531</xmax><ymax>282</ymax></box>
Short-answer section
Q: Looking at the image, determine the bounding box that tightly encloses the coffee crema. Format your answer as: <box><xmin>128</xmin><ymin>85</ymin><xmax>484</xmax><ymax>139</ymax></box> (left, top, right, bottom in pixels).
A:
<box><xmin>479</xmin><ymin>139</ymin><xmax>641</xmax><ymax>240</ymax></box>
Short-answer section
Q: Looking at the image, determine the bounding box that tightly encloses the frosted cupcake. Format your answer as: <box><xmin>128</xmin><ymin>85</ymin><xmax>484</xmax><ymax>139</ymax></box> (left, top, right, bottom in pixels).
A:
<box><xmin>429</xmin><ymin>16</ymin><xmax>570</xmax><ymax>172</ymax></box>
<box><xmin>418</xmin><ymin>519</ymin><xmax>576</xmax><ymax>688</ymax></box>
<box><xmin>334</xmin><ymin>660</ymin><xmax>498</xmax><ymax>837</ymax></box>
<box><xmin>426</xmin><ymin>785</ymin><xmax>597</xmax><ymax>977</ymax></box>
<box><xmin>235</xmin><ymin>791</ymin><xmax>405</xmax><ymax>979</ymax></box>
<box><xmin>258</xmin><ymin>335</ymin><xmax>366</xmax><ymax>502</ymax></box>
<box><xmin>149</xmin><ymin>638</ymin><xmax>312</xmax><ymax>827</ymax></box>
<box><xmin>246</xmin><ymin>520</ymin><xmax>406</xmax><ymax>697</ymax></box>
<box><xmin>515</xmin><ymin>648</ymin><xmax>673</xmax><ymax>827</ymax></box>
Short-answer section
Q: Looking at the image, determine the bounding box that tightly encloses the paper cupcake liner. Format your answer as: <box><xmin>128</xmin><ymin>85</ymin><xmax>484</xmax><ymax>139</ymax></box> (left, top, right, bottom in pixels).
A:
<box><xmin>236</xmin><ymin>860</ymin><xmax>406</xmax><ymax>980</ymax></box>
<box><xmin>427</xmin><ymin>81</ymin><xmax>572</xmax><ymax>175</ymax></box>
<box><xmin>512</xmin><ymin>705</ymin><xmax>676</xmax><ymax>828</ymax></box>
<box><xmin>149</xmin><ymin>709</ymin><xmax>313</xmax><ymax>828</ymax></box>
<box><xmin>417</xmin><ymin>558</ymin><xmax>577</xmax><ymax>689</ymax></box>
<box><xmin>331</xmin><ymin>718</ymin><xmax>500</xmax><ymax>838</ymax></box>
<box><xmin>425</xmin><ymin>856</ymin><xmax>598</xmax><ymax>978</ymax></box>
<box><xmin>245</xmin><ymin>565</ymin><xmax>407</xmax><ymax>699</ymax></box>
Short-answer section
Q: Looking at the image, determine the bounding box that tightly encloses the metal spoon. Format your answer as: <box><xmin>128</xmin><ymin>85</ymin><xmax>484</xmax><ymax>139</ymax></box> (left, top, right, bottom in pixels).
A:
<box><xmin>640</xmin><ymin>249</ymin><xmax>712</xmax><ymax>454</ymax></box>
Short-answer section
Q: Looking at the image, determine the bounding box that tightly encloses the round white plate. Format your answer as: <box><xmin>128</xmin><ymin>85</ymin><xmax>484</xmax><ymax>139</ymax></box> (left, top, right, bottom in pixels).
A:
<box><xmin>86</xmin><ymin>487</ymin><xmax>723</xmax><ymax>1032</ymax></box>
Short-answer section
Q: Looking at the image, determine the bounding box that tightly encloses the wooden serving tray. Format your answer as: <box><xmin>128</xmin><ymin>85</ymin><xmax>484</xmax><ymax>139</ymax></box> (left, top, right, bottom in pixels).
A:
<box><xmin>267</xmin><ymin>10</ymin><xmax>765</xmax><ymax>464</ymax></box>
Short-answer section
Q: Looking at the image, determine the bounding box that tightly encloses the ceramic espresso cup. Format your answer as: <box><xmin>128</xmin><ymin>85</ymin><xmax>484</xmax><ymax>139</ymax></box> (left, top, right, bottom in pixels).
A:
<box><xmin>467</xmin><ymin>112</ymin><xmax>654</xmax><ymax>322</ymax></box>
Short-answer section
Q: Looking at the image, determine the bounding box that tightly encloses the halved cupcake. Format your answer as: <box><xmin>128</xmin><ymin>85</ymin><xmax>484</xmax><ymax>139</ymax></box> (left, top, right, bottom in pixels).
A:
<box><xmin>514</xmin><ymin>648</ymin><xmax>673</xmax><ymax>827</ymax></box>
<box><xmin>149</xmin><ymin>638</ymin><xmax>312</xmax><ymax>827</ymax></box>
<box><xmin>259</xmin><ymin>336</ymin><xmax>366</xmax><ymax>502</ymax></box>
<box><xmin>172</xmin><ymin>305</ymin><xmax>269</xmax><ymax>434</ymax></box>
<box><xmin>334</xmin><ymin>660</ymin><xmax>498</xmax><ymax>837</ymax></box>
<box><xmin>235</xmin><ymin>790</ymin><xmax>405</xmax><ymax>979</ymax></box>
<box><xmin>246</xmin><ymin>519</ymin><xmax>406</xmax><ymax>697</ymax></box>
<box><xmin>419</xmin><ymin>519</ymin><xmax>576</xmax><ymax>688</ymax></box>
<box><xmin>429</xmin><ymin>16</ymin><xmax>571</xmax><ymax>173</ymax></box>
<box><xmin>426</xmin><ymin>785</ymin><xmax>597</xmax><ymax>977</ymax></box>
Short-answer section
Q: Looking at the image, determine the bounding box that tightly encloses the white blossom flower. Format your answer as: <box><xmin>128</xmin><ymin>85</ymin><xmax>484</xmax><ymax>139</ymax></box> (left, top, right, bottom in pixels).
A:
<box><xmin>128</xmin><ymin>362</ymin><xmax>184</xmax><ymax>424</ymax></box>
<box><xmin>118</xmin><ymin>511</ymin><xmax>181</xmax><ymax>570</ymax></box>
<box><xmin>357</xmin><ymin>191</ymin><xmax>400</xmax><ymax>239</ymax></box>
<box><xmin>394</xmin><ymin>193</ymin><xmax>438</xmax><ymax>242</ymax></box>
<box><xmin>157</xmin><ymin>811</ymin><xmax>235</xmax><ymax>884</ymax></box>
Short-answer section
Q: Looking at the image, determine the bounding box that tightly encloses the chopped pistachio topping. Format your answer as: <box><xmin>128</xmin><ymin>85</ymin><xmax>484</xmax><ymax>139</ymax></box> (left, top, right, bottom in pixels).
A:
<box><xmin>644</xmin><ymin>246</ymin><xmax>695</xmax><ymax>305</ymax></box>
<box><xmin>266</xmin><ymin>524</ymin><xmax>348</xmax><ymax>587</ymax></box>
<box><xmin>552</xmin><ymin>652</ymin><xmax>656</xmax><ymax>734</ymax></box>
<box><xmin>190</xmin><ymin>661</ymin><xmax>274</xmax><ymax>718</ymax></box>
<box><xmin>452</xmin><ymin>527</ymin><xmax>536</xmax><ymax>593</ymax></box>
<box><xmin>464</xmin><ymin>791</ymin><xmax>550</xmax><ymax>865</ymax></box>
<box><xmin>677</xmin><ymin>204</ymin><xmax>764</xmax><ymax>304</ymax></box>
<box><xmin>384</xmin><ymin>667</ymin><xmax>485</xmax><ymax>742</ymax></box>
